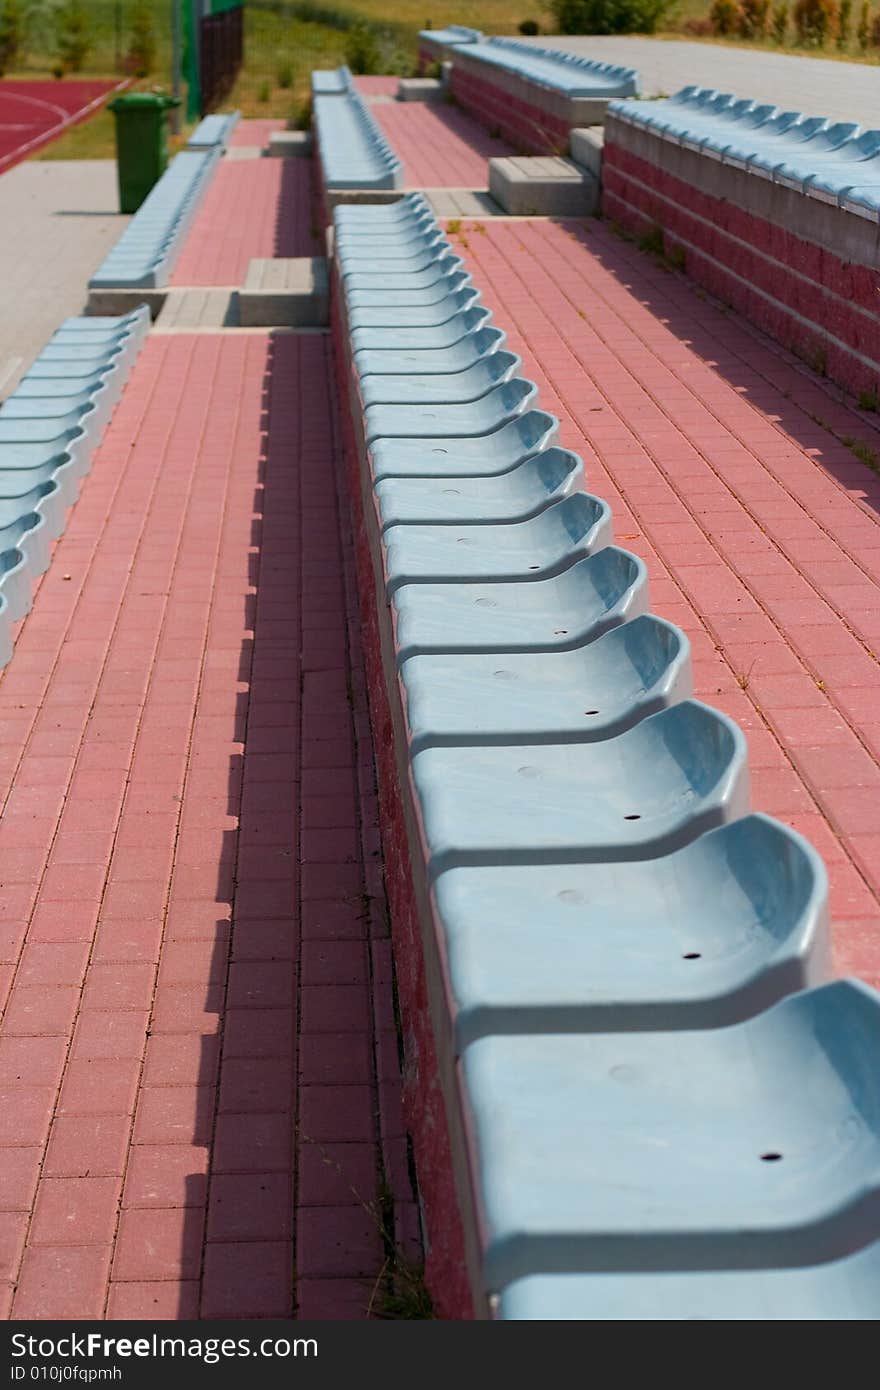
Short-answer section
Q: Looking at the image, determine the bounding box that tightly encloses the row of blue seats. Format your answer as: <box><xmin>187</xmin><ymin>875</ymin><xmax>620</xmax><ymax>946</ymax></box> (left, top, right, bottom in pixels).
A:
<box><xmin>0</xmin><ymin>308</ymin><xmax>150</xmax><ymax>669</ymax></box>
<box><xmin>459</xmin><ymin>37</ymin><xmax>639</xmax><ymax>99</ymax></box>
<box><xmin>333</xmin><ymin>192</ymin><xmax>880</xmax><ymax>1320</ymax></box>
<box><xmin>88</xmin><ymin>148</ymin><xmax>221</xmax><ymax>291</ymax></box>
<box><xmin>610</xmin><ymin>87</ymin><xmax>880</xmax><ymax>220</ymax></box>
<box><xmin>313</xmin><ymin>85</ymin><xmax>403</xmax><ymax>191</ymax></box>
<box><xmin>186</xmin><ymin>110</ymin><xmax>241</xmax><ymax>150</ymax></box>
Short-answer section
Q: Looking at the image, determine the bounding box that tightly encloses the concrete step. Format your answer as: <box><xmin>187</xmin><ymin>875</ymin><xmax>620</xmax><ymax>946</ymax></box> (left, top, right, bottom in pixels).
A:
<box><xmin>239</xmin><ymin>257</ymin><xmax>329</xmax><ymax>327</ymax></box>
<box><xmin>488</xmin><ymin>155</ymin><xmax>599</xmax><ymax>216</ymax></box>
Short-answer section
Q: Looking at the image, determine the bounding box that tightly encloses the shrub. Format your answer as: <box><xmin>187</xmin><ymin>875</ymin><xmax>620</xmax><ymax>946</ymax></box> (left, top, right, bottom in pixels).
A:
<box><xmin>54</xmin><ymin>0</ymin><xmax>90</xmax><ymax>72</ymax></box>
<box><xmin>771</xmin><ymin>1</ymin><xmax>790</xmax><ymax>38</ymax></box>
<box><xmin>257</xmin><ymin>78</ymin><xmax>270</xmax><ymax>102</ymax></box>
<box><xmin>344</xmin><ymin>22</ymin><xmax>381</xmax><ymax>73</ymax></box>
<box><xmin>126</xmin><ymin>2</ymin><xmax>156</xmax><ymax>78</ymax></box>
<box><xmin>682</xmin><ymin>14</ymin><xmax>714</xmax><ymax>30</ymax></box>
<box><xmin>0</xmin><ymin>0</ymin><xmax>23</xmax><ymax>76</ymax></box>
<box><xmin>277</xmin><ymin>61</ymin><xmax>294</xmax><ymax>88</ymax></box>
<box><xmin>871</xmin><ymin>6</ymin><xmax>880</xmax><ymax>40</ymax></box>
<box><xmin>837</xmin><ymin>0</ymin><xmax>852</xmax><ymax>39</ymax></box>
<box><xmin>792</xmin><ymin>0</ymin><xmax>838</xmax><ymax>43</ymax></box>
<box><xmin>856</xmin><ymin>0</ymin><xmax>870</xmax><ymax>43</ymax></box>
<box><xmin>738</xmin><ymin>0</ymin><xmax>770</xmax><ymax>33</ymax></box>
<box><xmin>518</xmin><ymin>17</ymin><xmax>541</xmax><ymax>31</ymax></box>
<box><xmin>545</xmin><ymin>0</ymin><xmax>673</xmax><ymax>34</ymax></box>
<box><xmin>709</xmin><ymin>0</ymin><xmax>742</xmax><ymax>32</ymax></box>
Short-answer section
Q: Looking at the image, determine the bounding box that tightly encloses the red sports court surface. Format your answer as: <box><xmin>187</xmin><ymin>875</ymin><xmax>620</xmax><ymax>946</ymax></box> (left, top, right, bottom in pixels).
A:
<box><xmin>0</xmin><ymin>79</ymin><xmax>123</xmax><ymax>174</ymax></box>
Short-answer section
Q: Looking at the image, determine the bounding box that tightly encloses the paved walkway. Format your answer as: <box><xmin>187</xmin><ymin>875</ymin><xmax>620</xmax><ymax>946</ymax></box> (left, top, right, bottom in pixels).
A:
<box><xmin>448</xmin><ymin>215</ymin><xmax>880</xmax><ymax>984</ymax></box>
<box><xmin>228</xmin><ymin>119</ymin><xmax>285</xmax><ymax>149</ymax></box>
<box><xmin>519</xmin><ymin>36</ymin><xmax>880</xmax><ymax>125</ymax></box>
<box><xmin>0</xmin><ymin>331</ymin><xmax>410</xmax><ymax>1319</ymax></box>
<box><xmin>371</xmin><ymin>101</ymin><xmax>512</xmax><ymax>189</ymax></box>
<box><xmin>171</xmin><ymin>160</ymin><xmax>318</xmax><ymax>286</ymax></box>
<box><xmin>0</xmin><ymin>160</ymin><xmax>128</xmax><ymax>394</ymax></box>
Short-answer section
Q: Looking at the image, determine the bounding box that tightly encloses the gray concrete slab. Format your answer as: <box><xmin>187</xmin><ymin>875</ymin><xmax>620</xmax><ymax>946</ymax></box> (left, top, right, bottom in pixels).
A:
<box><xmin>154</xmin><ymin>287</ymin><xmax>240</xmax><ymax>330</ymax></box>
<box><xmin>570</xmin><ymin>127</ymin><xmax>605</xmax><ymax>179</ymax></box>
<box><xmin>397</xmin><ymin>78</ymin><xmax>444</xmax><ymax>101</ymax></box>
<box><xmin>239</xmin><ymin>257</ymin><xmax>329</xmax><ymax>327</ymax></box>
<box><xmin>266</xmin><ymin>131</ymin><xmax>312</xmax><ymax>157</ymax></box>
<box><xmin>426</xmin><ymin>188</ymin><xmax>502</xmax><ymax>217</ymax></box>
<box><xmin>0</xmin><ymin>160</ymin><xmax>129</xmax><ymax>394</ymax></box>
<box><xmin>514</xmin><ymin>37</ymin><xmax>880</xmax><ymax>126</ymax></box>
<box><xmin>489</xmin><ymin>155</ymin><xmax>599</xmax><ymax>215</ymax></box>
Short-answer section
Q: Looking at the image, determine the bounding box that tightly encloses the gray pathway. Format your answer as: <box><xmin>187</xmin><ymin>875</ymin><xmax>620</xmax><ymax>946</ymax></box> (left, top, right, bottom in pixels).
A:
<box><xmin>0</xmin><ymin>160</ymin><xmax>128</xmax><ymax>394</ymax></box>
<box><xmin>518</xmin><ymin>36</ymin><xmax>880</xmax><ymax>125</ymax></box>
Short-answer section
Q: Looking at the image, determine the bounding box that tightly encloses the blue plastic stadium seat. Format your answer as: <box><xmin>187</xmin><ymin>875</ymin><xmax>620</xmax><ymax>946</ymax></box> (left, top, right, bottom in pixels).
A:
<box><xmin>350</xmin><ymin>306</ymin><xmax>494</xmax><ymax>355</ymax></box>
<box><xmin>609</xmin><ymin>90</ymin><xmax>880</xmax><ymax>214</ymax></box>
<box><xmin>186</xmin><ymin>111</ymin><xmax>240</xmax><ymax>149</ymax></box>
<box><xmin>314</xmin><ymin>90</ymin><xmax>403</xmax><ymax>190</ymax></box>
<box><xmin>311</xmin><ymin>65</ymin><xmax>353</xmax><ymax>96</ymax></box>
<box><xmin>0</xmin><ymin>309</ymin><xmax>149</xmax><ymax>667</ymax></box>
<box><xmin>498</xmin><ymin>1242</ymin><xmax>880</xmax><ymax>1320</ymax></box>
<box><xmin>411</xmin><ymin>700</ymin><xmax>749</xmax><ymax>875</ymax></box>
<box><xmin>398</xmin><ymin>612</ymin><xmax>690</xmax><ymax>750</ymax></box>
<box><xmin>89</xmin><ymin>150</ymin><xmax>220</xmax><ymax>290</ymax></box>
<box><xmin>326</xmin><ymin>193</ymin><xmax>868</xmax><ymax>1322</ymax></box>
<box><xmin>372</xmin><ymin>445</ymin><xmax>577</xmax><ymax>526</ymax></box>
<box><xmin>369</xmin><ymin>409</ymin><xmax>558</xmax><ymax>480</ymax></box>
<box><xmin>467</xmin><ymin>38</ymin><xmax>639</xmax><ymax>99</ymax></box>
<box><xmin>462</xmin><ymin>980</ymin><xmax>880</xmax><ymax>1291</ymax></box>
<box><xmin>359</xmin><ymin>350</ymin><xmax>520</xmax><ymax>407</ymax></box>
<box><xmin>355</xmin><ymin>325</ymin><xmax>507</xmax><ymax>379</ymax></box>
<box><xmin>432</xmin><ymin>813</ymin><xmax>827</xmax><ymax>1048</ymax></box>
<box><xmin>381</xmin><ymin>491</ymin><xmax>612</xmax><ymax>592</ymax></box>
<box><xmin>390</xmin><ymin>545</ymin><xmax>648</xmax><ymax>661</ymax></box>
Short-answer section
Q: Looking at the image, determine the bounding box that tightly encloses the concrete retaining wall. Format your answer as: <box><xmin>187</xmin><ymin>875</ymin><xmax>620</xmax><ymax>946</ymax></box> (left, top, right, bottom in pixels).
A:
<box><xmin>603</xmin><ymin>113</ymin><xmax>880</xmax><ymax>401</ymax></box>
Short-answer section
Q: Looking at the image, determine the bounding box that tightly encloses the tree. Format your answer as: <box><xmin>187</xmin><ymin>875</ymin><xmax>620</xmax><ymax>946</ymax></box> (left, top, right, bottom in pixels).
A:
<box><xmin>127</xmin><ymin>2</ymin><xmax>156</xmax><ymax>77</ymax></box>
<box><xmin>54</xmin><ymin>0</ymin><xmax>91</xmax><ymax>74</ymax></box>
<box><xmin>0</xmin><ymin>0</ymin><xmax>23</xmax><ymax>75</ymax></box>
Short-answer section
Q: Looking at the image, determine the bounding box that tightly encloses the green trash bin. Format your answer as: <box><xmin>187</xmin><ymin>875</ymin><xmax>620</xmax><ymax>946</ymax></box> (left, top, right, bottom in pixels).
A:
<box><xmin>108</xmin><ymin>91</ymin><xmax>180</xmax><ymax>214</ymax></box>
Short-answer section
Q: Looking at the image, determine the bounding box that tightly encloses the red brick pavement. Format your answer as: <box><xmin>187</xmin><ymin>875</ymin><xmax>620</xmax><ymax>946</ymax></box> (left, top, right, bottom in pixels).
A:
<box><xmin>227</xmin><ymin>119</ymin><xmax>286</xmax><ymax>149</ymax></box>
<box><xmin>447</xmin><ymin>216</ymin><xmax>880</xmax><ymax>983</ymax></box>
<box><xmin>370</xmin><ymin>101</ymin><xmax>513</xmax><ymax>189</ymax></box>
<box><xmin>171</xmin><ymin>160</ymin><xmax>318</xmax><ymax>286</ymax></box>
<box><xmin>0</xmin><ymin>332</ymin><xmax>411</xmax><ymax>1319</ymax></box>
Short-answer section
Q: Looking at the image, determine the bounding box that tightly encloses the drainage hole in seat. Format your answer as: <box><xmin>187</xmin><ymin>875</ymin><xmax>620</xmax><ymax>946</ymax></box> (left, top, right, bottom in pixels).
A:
<box><xmin>553</xmin><ymin>629</ymin><xmax>567</xmax><ymax>635</ymax></box>
<box><xmin>584</xmin><ymin>709</ymin><xmax>599</xmax><ymax>716</ymax></box>
<box><xmin>623</xmin><ymin>814</ymin><xmax>641</xmax><ymax>821</ymax></box>
<box><xmin>760</xmin><ymin>1152</ymin><xmax>783</xmax><ymax>1162</ymax></box>
<box><xmin>682</xmin><ymin>952</ymin><xmax>701</xmax><ymax>960</ymax></box>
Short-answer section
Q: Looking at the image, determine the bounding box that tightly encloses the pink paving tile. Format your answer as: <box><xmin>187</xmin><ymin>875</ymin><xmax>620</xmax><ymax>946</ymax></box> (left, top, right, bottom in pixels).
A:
<box><xmin>107</xmin><ymin>1280</ymin><xmax>201</xmax><ymax>1320</ymax></box>
<box><xmin>12</xmin><ymin>1246</ymin><xmax>112</xmax><ymax>1319</ymax></box>
<box><xmin>370</xmin><ymin>99</ymin><xmax>513</xmax><ymax>188</ymax></box>
<box><xmin>171</xmin><ymin>160</ymin><xmax>318</xmax><ymax>285</ymax></box>
<box><xmin>113</xmin><ymin>1207</ymin><xmax>205</xmax><ymax>1282</ymax></box>
<box><xmin>201</xmin><ymin>1241</ymin><xmax>293</xmax><ymax>1319</ymax></box>
<box><xmin>29</xmin><ymin>1177</ymin><xmax>121</xmax><ymax>1246</ymax></box>
<box><xmin>227</xmin><ymin>117</ymin><xmax>285</xmax><ymax>148</ymax></box>
<box><xmin>296</xmin><ymin>1277</ymin><xmax>373</xmax><ymax>1320</ymax></box>
<box><xmin>0</xmin><ymin>330</ymin><xmax>402</xmax><ymax>1322</ymax></box>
